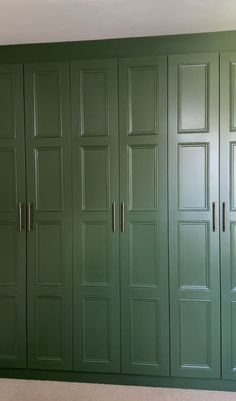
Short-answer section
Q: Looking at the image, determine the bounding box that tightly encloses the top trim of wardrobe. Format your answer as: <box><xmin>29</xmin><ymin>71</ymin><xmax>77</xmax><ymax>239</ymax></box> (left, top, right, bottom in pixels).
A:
<box><xmin>1</xmin><ymin>30</ymin><xmax>236</xmax><ymax>64</ymax></box>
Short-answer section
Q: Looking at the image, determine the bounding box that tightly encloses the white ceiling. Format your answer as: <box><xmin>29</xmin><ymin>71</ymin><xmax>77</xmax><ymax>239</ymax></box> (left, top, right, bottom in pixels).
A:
<box><xmin>0</xmin><ymin>0</ymin><xmax>236</xmax><ymax>46</ymax></box>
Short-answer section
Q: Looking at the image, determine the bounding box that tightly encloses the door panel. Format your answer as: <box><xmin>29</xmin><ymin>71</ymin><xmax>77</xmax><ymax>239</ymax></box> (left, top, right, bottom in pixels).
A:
<box><xmin>169</xmin><ymin>53</ymin><xmax>220</xmax><ymax>378</ymax></box>
<box><xmin>71</xmin><ymin>59</ymin><xmax>120</xmax><ymax>372</ymax></box>
<box><xmin>25</xmin><ymin>62</ymin><xmax>72</xmax><ymax>370</ymax></box>
<box><xmin>0</xmin><ymin>65</ymin><xmax>26</xmax><ymax>367</ymax></box>
<box><xmin>35</xmin><ymin>147</ymin><xmax>63</xmax><ymax>211</ymax></box>
<box><xmin>35</xmin><ymin>221</ymin><xmax>63</xmax><ymax>285</ymax></box>
<box><xmin>177</xmin><ymin>63</ymin><xmax>208</xmax><ymax>132</ymax></box>
<box><xmin>82</xmin><ymin>297</ymin><xmax>111</xmax><ymax>363</ymax></box>
<box><xmin>178</xmin><ymin>144</ymin><xmax>208</xmax><ymax>210</ymax></box>
<box><xmin>130</xmin><ymin>298</ymin><xmax>160</xmax><ymax>365</ymax></box>
<box><xmin>220</xmin><ymin>52</ymin><xmax>236</xmax><ymax>379</ymax></box>
<box><xmin>130</xmin><ymin>222</ymin><xmax>158</xmax><ymax>286</ymax></box>
<box><xmin>179</xmin><ymin>300</ymin><xmax>210</xmax><ymax>367</ymax></box>
<box><xmin>35</xmin><ymin>296</ymin><xmax>64</xmax><ymax>361</ymax></box>
<box><xmin>119</xmin><ymin>56</ymin><xmax>169</xmax><ymax>376</ymax></box>
<box><xmin>81</xmin><ymin>146</ymin><xmax>109</xmax><ymax>211</ymax></box>
<box><xmin>178</xmin><ymin>222</ymin><xmax>209</xmax><ymax>289</ymax></box>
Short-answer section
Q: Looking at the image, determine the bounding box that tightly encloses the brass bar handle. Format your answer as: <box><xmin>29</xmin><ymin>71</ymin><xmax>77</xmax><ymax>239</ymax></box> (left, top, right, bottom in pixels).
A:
<box><xmin>212</xmin><ymin>202</ymin><xmax>216</xmax><ymax>232</ymax></box>
<box><xmin>121</xmin><ymin>202</ymin><xmax>125</xmax><ymax>232</ymax></box>
<box><xmin>18</xmin><ymin>203</ymin><xmax>23</xmax><ymax>231</ymax></box>
<box><xmin>112</xmin><ymin>202</ymin><xmax>116</xmax><ymax>232</ymax></box>
<box><xmin>223</xmin><ymin>202</ymin><xmax>226</xmax><ymax>232</ymax></box>
<box><xmin>27</xmin><ymin>203</ymin><xmax>31</xmax><ymax>232</ymax></box>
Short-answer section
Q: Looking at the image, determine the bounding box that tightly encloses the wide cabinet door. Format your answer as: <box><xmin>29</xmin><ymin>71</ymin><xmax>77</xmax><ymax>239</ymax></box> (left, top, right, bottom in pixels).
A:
<box><xmin>169</xmin><ymin>53</ymin><xmax>221</xmax><ymax>378</ymax></box>
<box><xmin>119</xmin><ymin>57</ymin><xmax>169</xmax><ymax>375</ymax></box>
<box><xmin>220</xmin><ymin>52</ymin><xmax>236</xmax><ymax>379</ymax></box>
<box><xmin>71</xmin><ymin>59</ymin><xmax>120</xmax><ymax>372</ymax></box>
<box><xmin>0</xmin><ymin>65</ymin><xmax>26</xmax><ymax>367</ymax></box>
<box><xmin>24</xmin><ymin>62</ymin><xmax>73</xmax><ymax>370</ymax></box>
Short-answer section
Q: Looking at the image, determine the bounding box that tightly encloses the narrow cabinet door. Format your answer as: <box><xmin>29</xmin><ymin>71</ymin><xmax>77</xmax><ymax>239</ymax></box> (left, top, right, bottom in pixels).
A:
<box><xmin>0</xmin><ymin>65</ymin><xmax>26</xmax><ymax>367</ymax></box>
<box><xmin>71</xmin><ymin>59</ymin><xmax>120</xmax><ymax>372</ymax></box>
<box><xmin>220</xmin><ymin>52</ymin><xmax>236</xmax><ymax>379</ymax></box>
<box><xmin>24</xmin><ymin>62</ymin><xmax>72</xmax><ymax>370</ymax></box>
<box><xmin>169</xmin><ymin>54</ymin><xmax>220</xmax><ymax>378</ymax></box>
<box><xmin>119</xmin><ymin>57</ymin><xmax>169</xmax><ymax>375</ymax></box>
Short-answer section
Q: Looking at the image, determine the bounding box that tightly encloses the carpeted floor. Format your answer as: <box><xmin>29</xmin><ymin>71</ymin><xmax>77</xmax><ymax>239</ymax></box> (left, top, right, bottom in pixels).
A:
<box><xmin>0</xmin><ymin>379</ymin><xmax>236</xmax><ymax>401</ymax></box>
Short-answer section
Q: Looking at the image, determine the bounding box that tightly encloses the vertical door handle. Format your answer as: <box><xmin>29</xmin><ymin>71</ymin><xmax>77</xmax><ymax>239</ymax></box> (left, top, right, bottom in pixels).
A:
<box><xmin>18</xmin><ymin>203</ymin><xmax>23</xmax><ymax>231</ymax></box>
<box><xmin>112</xmin><ymin>202</ymin><xmax>116</xmax><ymax>232</ymax></box>
<box><xmin>121</xmin><ymin>202</ymin><xmax>125</xmax><ymax>232</ymax></box>
<box><xmin>27</xmin><ymin>203</ymin><xmax>32</xmax><ymax>232</ymax></box>
<box><xmin>222</xmin><ymin>202</ymin><xmax>226</xmax><ymax>232</ymax></box>
<box><xmin>212</xmin><ymin>202</ymin><xmax>216</xmax><ymax>232</ymax></box>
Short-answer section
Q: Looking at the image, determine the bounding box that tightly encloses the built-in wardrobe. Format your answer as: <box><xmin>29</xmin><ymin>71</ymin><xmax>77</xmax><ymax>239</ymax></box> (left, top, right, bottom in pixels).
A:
<box><xmin>1</xmin><ymin>43</ymin><xmax>236</xmax><ymax>389</ymax></box>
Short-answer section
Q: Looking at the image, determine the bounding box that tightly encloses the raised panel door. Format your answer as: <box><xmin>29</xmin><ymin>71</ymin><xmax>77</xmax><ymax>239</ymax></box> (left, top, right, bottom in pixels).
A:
<box><xmin>169</xmin><ymin>53</ymin><xmax>220</xmax><ymax>378</ymax></box>
<box><xmin>0</xmin><ymin>65</ymin><xmax>26</xmax><ymax>367</ymax></box>
<box><xmin>220</xmin><ymin>52</ymin><xmax>236</xmax><ymax>379</ymax></box>
<box><xmin>24</xmin><ymin>62</ymin><xmax>72</xmax><ymax>370</ymax></box>
<box><xmin>71</xmin><ymin>59</ymin><xmax>120</xmax><ymax>372</ymax></box>
<box><xmin>119</xmin><ymin>56</ymin><xmax>169</xmax><ymax>375</ymax></box>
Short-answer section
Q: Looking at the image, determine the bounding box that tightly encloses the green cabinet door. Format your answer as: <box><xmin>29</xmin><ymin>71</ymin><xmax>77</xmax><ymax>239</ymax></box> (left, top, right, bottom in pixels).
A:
<box><xmin>220</xmin><ymin>52</ymin><xmax>236</xmax><ymax>379</ymax></box>
<box><xmin>0</xmin><ymin>65</ymin><xmax>26</xmax><ymax>368</ymax></box>
<box><xmin>24</xmin><ymin>62</ymin><xmax>72</xmax><ymax>370</ymax></box>
<box><xmin>71</xmin><ymin>59</ymin><xmax>120</xmax><ymax>372</ymax></box>
<box><xmin>119</xmin><ymin>57</ymin><xmax>169</xmax><ymax>376</ymax></box>
<box><xmin>169</xmin><ymin>53</ymin><xmax>220</xmax><ymax>378</ymax></box>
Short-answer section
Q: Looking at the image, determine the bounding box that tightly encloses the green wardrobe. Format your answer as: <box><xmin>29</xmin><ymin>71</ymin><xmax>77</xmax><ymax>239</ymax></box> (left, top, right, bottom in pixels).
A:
<box><xmin>0</xmin><ymin>43</ymin><xmax>236</xmax><ymax>387</ymax></box>
<box><xmin>169</xmin><ymin>51</ymin><xmax>236</xmax><ymax>381</ymax></box>
<box><xmin>0</xmin><ymin>62</ymin><xmax>72</xmax><ymax>370</ymax></box>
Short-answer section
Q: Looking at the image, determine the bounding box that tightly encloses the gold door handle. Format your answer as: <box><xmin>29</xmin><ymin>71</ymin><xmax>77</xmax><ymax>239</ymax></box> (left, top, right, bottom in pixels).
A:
<box><xmin>121</xmin><ymin>202</ymin><xmax>125</xmax><ymax>232</ymax></box>
<box><xmin>222</xmin><ymin>202</ymin><xmax>226</xmax><ymax>232</ymax></box>
<box><xmin>212</xmin><ymin>202</ymin><xmax>216</xmax><ymax>232</ymax></box>
<box><xmin>18</xmin><ymin>203</ymin><xmax>23</xmax><ymax>231</ymax></box>
<box><xmin>112</xmin><ymin>203</ymin><xmax>116</xmax><ymax>232</ymax></box>
<box><xmin>27</xmin><ymin>203</ymin><xmax>32</xmax><ymax>232</ymax></box>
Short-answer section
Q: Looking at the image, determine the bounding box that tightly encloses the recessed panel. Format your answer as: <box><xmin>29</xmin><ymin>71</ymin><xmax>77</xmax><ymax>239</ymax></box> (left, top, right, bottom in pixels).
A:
<box><xmin>35</xmin><ymin>147</ymin><xmax>63</xmax><ymax>211</ymax></box>
<box><xmin>230</xmin><ymin>143</ymin><xmax>236</xmax><ymax>210</ymax></box>
<box><xmin>82</xmin><ymin>222</ymin><xmax>110</xmax><ymax>286</ymax></box>
<box><xmin>178</xmin><ymin>222</ymin><xmax>209</xmax><ymax>289</ymax></box>
<box><xmin>0</xmin><ymin>223</ymin><xmax>16</xmax><ymax>285</ymax></box>
<box><xmin>33</xmin><ymin>71</ymin><xmax>62</xmax><ymax>138</ymax></box>
<box><xmin>130</xmin><ymin>222</ymin><xmax>158</xmax><ymax>287</ymax></box>
<box><xmin>80</xmin><ymin>70</ymin><xmax>108</xmax><ymax>136</ymax></box>
<box><xmin>36</xmin><ymin>222</ymin><xmax>63</xmax><ymax>285</ymax></box>
<box><xmin>178</xmin><ymin>144</ymin><xmax>208</xmax><ymax>210</ymax></box>
<box><xmin>180</xmin><ymin>300</ymin><xmax>210</xmax><ymax>367</ymax></box>
<box><xmin>36</xmin><ymin>296</ymin><xmax>63</xmax><ymax>361</ymax></box>
<box><xmin>128</xmin><ymin>67</ymin><xmax>157</xmax><ymax>135</ymax></box>
<box><xmin>231</xmin><ymin>302</ymin><xmax>236</xmax><ymax>369</ymax></box>
<box><xmin>0</xmin><ymin>296</ymin><xmax>16</xmax><ymax>358</ymax></box>
<box><xmin>129</xmin><ymin>145</ymin><xmax>157</xmax><ymax>211</ymax></box>
<box><xmin>0</xmin><ymin>148</ymin><xmax>16</xmax><ymax>212</ymax></box>
<box><xmin>81</xmin><ymin>147</ymin><xmax>109</xmax><ymax>211</ymax></box>
<box><xmin>230</xmin><ymin>223</ymin><xmax>236</xmax><ymax>290</ymax></box>
<box><xmin>130</xmin><ymin>298</ymin><xmax>159</xmax><ymax>365</ymax></box>
<box><xmin>0</xmin><ymin>74</ymin><xmax>15</xmax><ymax>139</ymax></box>
<box><xmin>178</xmin><ymin>64</ymin><xmax>208</xmax><ymax>132</ymax></box>
<box><xmin>230</xmin><ymin>63</ymin><xmax>236</xmax><ymax>131</ymax></box>
<box><xmin>82</xmin><ymin>297</ymin><xmax>110</xmax><ymax>363</ymax></box>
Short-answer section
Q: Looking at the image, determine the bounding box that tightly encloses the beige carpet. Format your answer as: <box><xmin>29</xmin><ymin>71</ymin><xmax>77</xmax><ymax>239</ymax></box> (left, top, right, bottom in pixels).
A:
<box><xmin>0</xmin><ymin>379</ymin><xmax>236</xmax><ymax>401</ymax></box>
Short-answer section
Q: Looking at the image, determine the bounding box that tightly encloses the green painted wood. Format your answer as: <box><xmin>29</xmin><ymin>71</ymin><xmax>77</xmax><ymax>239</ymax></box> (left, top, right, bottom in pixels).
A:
<box><xmin>2</xmin><ymin>31</ymin><xmax>236</xmax><ymax>64</ymax></box>
<box><xmin>71</xmin><ymin>59</ymin><xmax>120</xmax><ymax>372</ymax></box>
<box><xmin>4</xmin><ymin>368</ymin><xmax>236</xmax><ymax>392</ymax></box>
<box><xmin>0</xmin><ymin>64</ymin><xmax>26</xmax><ymax>368</ymax></box>
<box><xmin>220</xmin><ymin>51</ymin><xmax>236</xmax><ymax>380</ymax></box>
<box><xmin>24</xmin><ymin>62</ymin><xmax>72</xmax><ymax>370</ymax></box>
<box><xmin>169</xmin><ymin>53</ymin><xmax>220</xmax><ymax>378</ymax></box>
<box><xmin>119</xmin><ymin>56</ymin><xmax>169</xmax><ymax>376</ymax></box>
